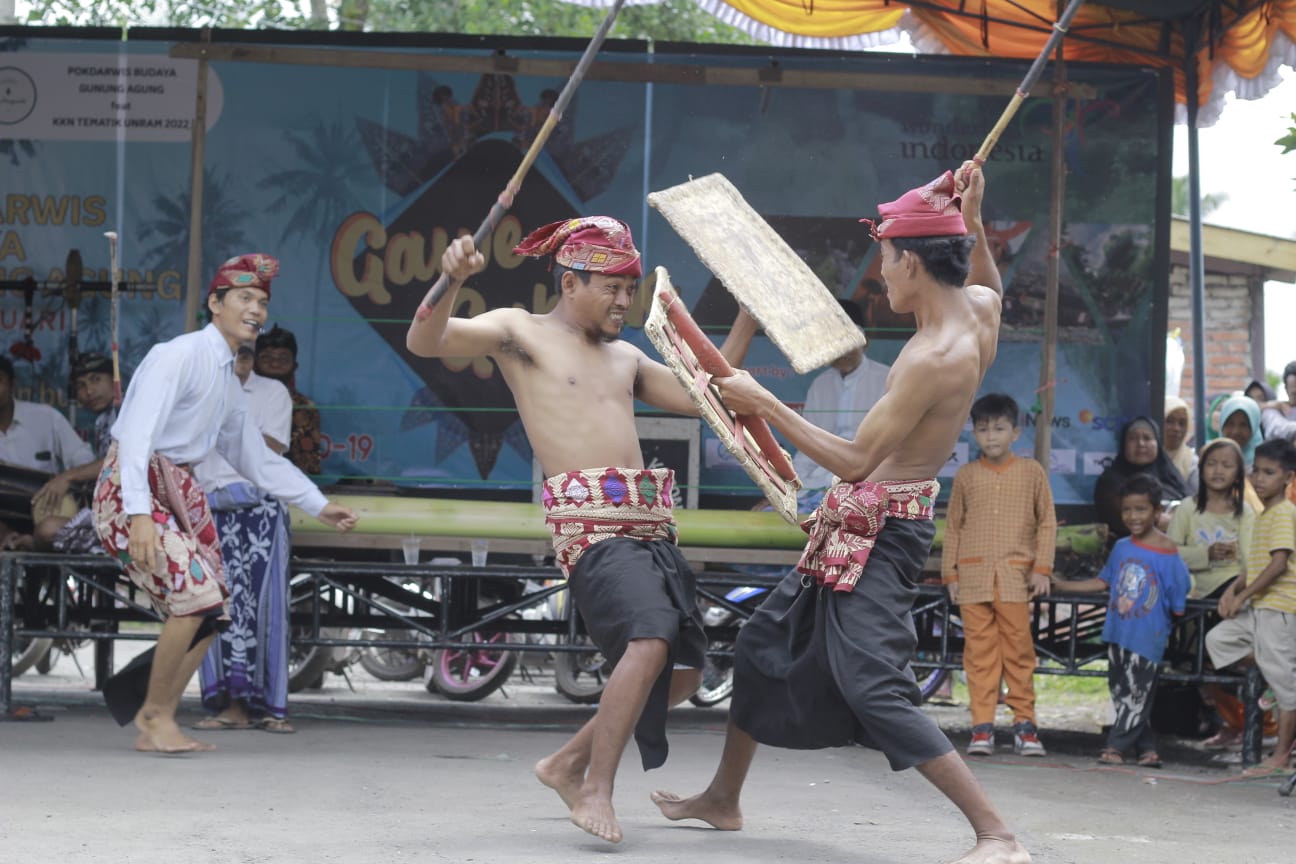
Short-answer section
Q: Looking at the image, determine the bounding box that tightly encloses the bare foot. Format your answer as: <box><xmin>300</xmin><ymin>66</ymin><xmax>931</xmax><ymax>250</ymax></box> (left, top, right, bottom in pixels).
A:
<box><xmin>134</xmin><ymin>710</ymin><xmax>216</xmax><ymax>754</ymax></box>
<box><xmin>535</xmin><ymin>755</ymin><xmax>584</xmax><ymax>811</ymax></box>
<box><xmin>650</xmin><ymin>789</ymin><xmax>743</xmax><ymax>831</ymax></box>
<box><xmin>946</xmin><ymin>836</ymin><xmax>1031</xmax><ymax>864</ymax></box>
<box><xmin>570</xmin><ymin>793</ymin><xmax>622</xmax><ymax>843</ymax></box>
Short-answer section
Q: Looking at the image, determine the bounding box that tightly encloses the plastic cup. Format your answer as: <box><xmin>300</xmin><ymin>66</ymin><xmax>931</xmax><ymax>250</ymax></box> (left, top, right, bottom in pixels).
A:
<box><xmin>470</xmin><ymin>538</ymin><xmax>489</xmax><ymax>567</ymax></box>
<box><xmin>401</xmin><ymin>536</ymin><xmax>421</xmax><ymax>566</ymax></box>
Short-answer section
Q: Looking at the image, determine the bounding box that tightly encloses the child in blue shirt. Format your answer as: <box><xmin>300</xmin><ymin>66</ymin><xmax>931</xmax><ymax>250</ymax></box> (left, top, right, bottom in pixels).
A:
<box><xmin>1055</xmin><ymin>473</ymin><xmax>1191</xmax><ymax>767</ymax></box>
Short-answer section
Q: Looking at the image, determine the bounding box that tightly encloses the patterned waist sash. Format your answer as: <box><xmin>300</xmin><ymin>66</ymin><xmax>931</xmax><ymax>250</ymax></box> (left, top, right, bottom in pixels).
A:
<box><xmin>797</xmin><ymin>478</ymin><xmax>939</xmax><ymax>593</ymax></box>
<box><xmin>541</xmin><ymin>467</ymin><xmax>678</xmax><ymax>577</ymax></box>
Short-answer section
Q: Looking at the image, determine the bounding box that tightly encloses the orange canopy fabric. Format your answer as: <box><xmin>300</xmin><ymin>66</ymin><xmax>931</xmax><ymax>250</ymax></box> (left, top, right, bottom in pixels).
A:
<box><xmin>686</xmin><ymin>1</ymin><xmax>1296</xmax><ymax>125</ymax></box>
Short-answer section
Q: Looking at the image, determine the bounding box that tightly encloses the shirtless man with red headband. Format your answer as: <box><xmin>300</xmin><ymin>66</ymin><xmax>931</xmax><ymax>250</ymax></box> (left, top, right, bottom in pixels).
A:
<box><xmin>406</xmin><ymin>217</ymin><xmax>754</xmax><ymax>844</ymax></box>
<box><xmin>652</xmin><ymin>163</ymin><xmax>1032</xmax><ymax>864</ymax></box>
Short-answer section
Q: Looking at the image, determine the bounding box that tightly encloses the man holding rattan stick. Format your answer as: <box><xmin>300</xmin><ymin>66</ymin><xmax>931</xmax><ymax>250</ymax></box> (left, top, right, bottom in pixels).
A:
<box><xmin>407</xmin><ymin>218</ymin><xmax>752</xmax><ymax>845</ymax></box>
<box><xmin>652</xmin><ymin>163</ymin><xmax>1032</xmax><ymax>864</ymax></box>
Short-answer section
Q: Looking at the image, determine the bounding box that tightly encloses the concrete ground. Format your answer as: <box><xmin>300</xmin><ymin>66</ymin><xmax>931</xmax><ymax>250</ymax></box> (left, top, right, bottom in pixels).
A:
<box><xmin>2</xmin><ymin>648</ymin><xmax>1293</xmax><ymax>864</ymax></box>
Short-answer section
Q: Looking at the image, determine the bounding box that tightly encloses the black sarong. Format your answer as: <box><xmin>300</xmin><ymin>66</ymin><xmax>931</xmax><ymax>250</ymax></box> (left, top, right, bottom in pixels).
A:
<box><xmin>731</xmin><ymin>517</ymin><xmax>953</xmax><ymax>771</ymax></box>
<box><xmin>568</xmin><ymin>537</ymin><xmax>707</xmax><ymax>771</ymax></box>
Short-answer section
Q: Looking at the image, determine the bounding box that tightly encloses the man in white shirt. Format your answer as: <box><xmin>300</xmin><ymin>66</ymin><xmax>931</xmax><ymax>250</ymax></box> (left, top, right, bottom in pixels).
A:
<box><xmin>91</xmin><ymin>253</ymin><xmax>357</xmax><ymax>754</ymax></box>
<box><xmin>0</xmin><ymin>355</ymin><xmax>97</xmax><ymax>545</ymax></box>
<box><xmin>792</xmin><ymin>299</ymin><xmax>891</xmax><ymax>507</ymax></box>
<box><xmin>192</xmin><ymin>344</ymin><xmax>299</xmax><ymax>732</ymax></box>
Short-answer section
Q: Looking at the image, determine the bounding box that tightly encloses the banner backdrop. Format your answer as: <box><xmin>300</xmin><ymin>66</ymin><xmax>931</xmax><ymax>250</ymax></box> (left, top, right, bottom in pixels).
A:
<box><xmin>0</xmin><ymin>31</ymin><xmax>1169</xmax><ymax>508</ymax></box>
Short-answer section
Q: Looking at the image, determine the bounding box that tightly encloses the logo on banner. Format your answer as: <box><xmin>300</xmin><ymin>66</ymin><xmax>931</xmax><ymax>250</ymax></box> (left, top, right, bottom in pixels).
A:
<box><xmin>329</xmin><ymin>73</ymin><xmax>633</xmax><ymax>479</ymax></box>
<box><xmin>0</xmin><ymin>66</ymin><xmax>37</xmax><ymax>124</ymax></box>
<box><xmin>1083</xmin><ymin>451</ymin><xmax>1116</xmax><ymax>475</ymax></box>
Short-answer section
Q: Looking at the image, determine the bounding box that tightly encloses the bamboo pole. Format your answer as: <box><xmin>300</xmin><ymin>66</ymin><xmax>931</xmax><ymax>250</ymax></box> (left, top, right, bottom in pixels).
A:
<box><xmin>182</xmin><ymin>29</ymin><xmax>211</xmax><ymax>333</ymax></box>
<box><xmin>1034</xmin><ymin>4</ymin><xmax>1068</xmax><ymax>469</ymax></box>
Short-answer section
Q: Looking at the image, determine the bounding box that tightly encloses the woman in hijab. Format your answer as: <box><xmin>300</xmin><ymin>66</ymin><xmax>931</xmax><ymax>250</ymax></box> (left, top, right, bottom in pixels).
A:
<box><xmin>1092</xmin><ymin>416</ymin><xmax>1192</xmax><ymax>539</ymax></box>
<box><xmin>1163</xmin><ymin>395</ymin><xmax>1196</xmax><ymax>484</ymax></box>
<box><xmin>1217</xmin><ymin>394</ymin><xmax>1266</xmax><ymax>513</ymax></box>
<box><xmin>1243</xmin><ymin>379</ymin><xmax>1276</xmax><ymax>405</ymax></box>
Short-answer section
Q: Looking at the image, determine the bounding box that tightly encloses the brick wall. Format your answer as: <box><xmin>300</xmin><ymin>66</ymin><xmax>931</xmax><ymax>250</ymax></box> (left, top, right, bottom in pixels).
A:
<box><xmin>1166</xmin><ymin>264</ymin><xmax>1264</xmax><ymax>414</ymax></box>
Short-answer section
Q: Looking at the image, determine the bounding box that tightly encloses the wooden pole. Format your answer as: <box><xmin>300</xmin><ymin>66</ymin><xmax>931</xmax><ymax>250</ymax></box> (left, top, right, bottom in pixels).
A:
<box><xmin>414</xmin><ymin>0</ymin><xmax>627</xmax><ymax>317</ymax></box>
<box><xmin>1034</xmin><ymin>4</ymin><xmax>1068</xmax><ymax>469</ymax></box>
<box><xmin>183</xmin><ymin>28</ymin><xmax>211</xmax><ymax>333</ymax></box>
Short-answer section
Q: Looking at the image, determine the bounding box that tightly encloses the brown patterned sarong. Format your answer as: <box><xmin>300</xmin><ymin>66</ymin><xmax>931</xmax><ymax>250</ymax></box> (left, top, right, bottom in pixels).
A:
<box><xmin>92</xmin><ymin>442</ymin><xmax>228</xmax><ymax>619</ymax></box>
<box><xmin>541</xmin><ymin>467</ymin><xmax>677</xmax><ymax>577</ymax></box>
<box><xmin>797</xmin><ymin>478</ymin><xmax>939</xmax><ymax>593</ymax></box>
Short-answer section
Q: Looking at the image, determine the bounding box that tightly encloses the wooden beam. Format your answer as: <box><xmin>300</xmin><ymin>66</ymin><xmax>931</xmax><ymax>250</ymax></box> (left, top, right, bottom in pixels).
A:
<box><xmin>168</xmin><ymin>41</ymin><xmax>1096</xmax><ymax>99</ymax></box>
<box><xmin>1170</xmin><ymin>217</ymin><xmax>1296</xmax><ymax>278</ymax></box>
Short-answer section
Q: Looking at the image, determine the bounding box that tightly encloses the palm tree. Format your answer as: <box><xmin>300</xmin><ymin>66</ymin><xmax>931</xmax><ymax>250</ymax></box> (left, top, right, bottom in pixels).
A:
<box><xmin>261</xmin><ymin>121</ymin><xmax>368</xmax><ymax>251</ymax></box>
<box><xmin>137</xmin><ymin>165</ymin><xmax>252</xmax><ymax>285</ymax></box>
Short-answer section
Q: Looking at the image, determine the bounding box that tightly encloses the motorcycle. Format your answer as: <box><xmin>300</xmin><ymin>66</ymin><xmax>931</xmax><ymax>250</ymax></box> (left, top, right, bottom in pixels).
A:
<box><xmin>690</xmin><ymin>584</ymin><xmax>768</xmax><ymax>707</ymax></box>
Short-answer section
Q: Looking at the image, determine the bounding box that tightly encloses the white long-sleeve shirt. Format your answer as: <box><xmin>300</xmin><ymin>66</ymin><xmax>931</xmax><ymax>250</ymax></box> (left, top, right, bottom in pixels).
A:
<box><xmin>111</xmin><ymin>324</ymin><xmax>327</xmax><ymax>518</ymax></box>
<box><xmin>194</xmin><ymin>370</ymin><xmax>293</xmax><ymax>493</ymax></box>
<box><xmin>791</xmin><ymin>355</ymin><xmax>891</xmax><ymax>495</ymax></box>
<box><xmin>0</xmin><ymin>400</ymin><xmax>95</xmax><ymax>473</ymax></box>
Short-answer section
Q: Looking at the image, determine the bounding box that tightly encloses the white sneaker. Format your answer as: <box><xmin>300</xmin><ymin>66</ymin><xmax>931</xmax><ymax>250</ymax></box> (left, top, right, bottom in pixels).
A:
<box><xmin>1013</xmin><ymin>721</ymin><xmax>1046</xmax><ymax>757</ymax></box>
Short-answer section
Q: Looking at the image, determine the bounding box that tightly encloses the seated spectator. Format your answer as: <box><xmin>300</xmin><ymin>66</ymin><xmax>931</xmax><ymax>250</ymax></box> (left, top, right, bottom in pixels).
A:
<box><xmin>254</xmin><ymin>325</ymin><xmax>322</xmax><ymax>475</ymax></box>
<box><xmin>1092</xmin><ymin>416</ymin><xmax>1190</xmax><ymax>541</ymax></box>
<box><xmin>1163</xmin><ymin>395</ymin><xmax>1196</xmax><ymax>485</ymax></box>
<box><xmin>0</xmin><ymin>355</ymin><xmax>96</xmax><ymax>547</ymax></box>
<box><xmin>39</xmin><ymin>353</ymin><xmax>121</xmax><ymax>552</ymax></box>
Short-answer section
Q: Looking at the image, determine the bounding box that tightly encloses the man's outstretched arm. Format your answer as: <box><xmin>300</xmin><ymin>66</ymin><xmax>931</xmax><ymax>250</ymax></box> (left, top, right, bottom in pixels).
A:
<box><xmin>715</xmin><ymin>353</ymin><xmax>942</xmax><ymax>484</ymax></box>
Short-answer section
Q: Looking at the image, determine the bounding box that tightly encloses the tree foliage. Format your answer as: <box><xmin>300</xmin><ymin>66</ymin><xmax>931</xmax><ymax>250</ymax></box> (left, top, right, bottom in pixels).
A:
<box><xmin>1170</xmin><ymin>175</ymin><xmax>1228</xmax><ymax>219</ymax></box>
<box><xmin>25</xmin><ymin>0</ymin><xmax>757</xmax><ymax>44</ymax></box>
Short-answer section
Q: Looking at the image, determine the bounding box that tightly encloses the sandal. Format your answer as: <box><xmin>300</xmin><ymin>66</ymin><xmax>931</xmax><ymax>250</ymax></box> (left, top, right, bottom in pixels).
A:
<box><xmin>191</xmin><ymin>716</ymin><xmax>255</xmax><ymax>731</ymax></box>
<box><xmin>256</xmin><ymin>716</ymin><xmax>296</xmax><ymax>734</ymax></box>
<box><xmin>1097</xmin><ymin>748</ymin><xmax>1125</xmax><ymax>765</ymax></box>
<box><xmin>1137</xmin><ymin>751</ymin><xmax>1163</xmax><ymax>769</ymax></box>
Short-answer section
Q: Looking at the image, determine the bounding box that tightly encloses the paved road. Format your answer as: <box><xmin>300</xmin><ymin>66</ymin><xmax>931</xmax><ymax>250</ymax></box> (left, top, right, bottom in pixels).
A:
<box><xmin>2</xmin><ymin>651</ymin><xmax>1292</xmax><ymax>863</ymax></box>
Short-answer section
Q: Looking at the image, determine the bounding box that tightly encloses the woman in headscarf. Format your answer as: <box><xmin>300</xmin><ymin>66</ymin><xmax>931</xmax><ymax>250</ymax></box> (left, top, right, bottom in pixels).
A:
<box><xmin>1092</xmin><ymin>416</ymin><xmax>1192</xmax><ymax>539</ymax></box>
<box><xmin>1217</xmin><ymin>394</ymin><xmax>1266</xmax><ymax>513</ymax></box>
<box><xmin>1243</xmin><ymin>379</ymin><xmax>1275</xmax><ymax>405</ymax></box>
<box><xmin>1163</xmin><ymin>395</ymin><xmax>1196</xmax><ymax>485</ymax></box>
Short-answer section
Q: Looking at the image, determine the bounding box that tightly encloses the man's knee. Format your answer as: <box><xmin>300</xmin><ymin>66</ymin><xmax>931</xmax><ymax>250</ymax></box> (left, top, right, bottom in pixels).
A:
<box><xmin>624</xmin><ymin>636</ymin><xmax>670</xmax><ymax>664</ymax></box>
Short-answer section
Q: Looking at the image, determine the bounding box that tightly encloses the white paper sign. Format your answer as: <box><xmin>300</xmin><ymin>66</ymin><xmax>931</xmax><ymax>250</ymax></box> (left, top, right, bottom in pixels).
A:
<box><xmin>1049</xmin><ymin>449</ymin><xmax>1077</xmax><ymax>475</ymax></box>
<box><xmin>0</xmin><ymin>54</ymin><xmax>223</xmax><ymax>142</ymax></box>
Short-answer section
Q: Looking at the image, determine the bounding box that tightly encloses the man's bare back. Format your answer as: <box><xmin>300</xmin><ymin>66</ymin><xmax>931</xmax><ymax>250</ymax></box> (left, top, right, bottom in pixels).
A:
<box><xmin>868</xmin><ymin>281</ymin><xmax>1001</xmax><ymax>482</ymax></box>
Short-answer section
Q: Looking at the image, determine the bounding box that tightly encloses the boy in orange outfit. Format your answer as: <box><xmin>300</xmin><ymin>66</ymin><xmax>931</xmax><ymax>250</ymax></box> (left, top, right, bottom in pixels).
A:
<box><xmin>942</xmin><ymin>394</ymin><xmax>1055</xmax><ymax>756</ymax></box>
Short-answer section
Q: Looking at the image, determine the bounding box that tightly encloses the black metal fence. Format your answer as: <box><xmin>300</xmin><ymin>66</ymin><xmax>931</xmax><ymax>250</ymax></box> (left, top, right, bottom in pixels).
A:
<box><xmin>1</xmin><ymin>550</ymin><xmax>1267</xmax><ymax>764</ymax></box>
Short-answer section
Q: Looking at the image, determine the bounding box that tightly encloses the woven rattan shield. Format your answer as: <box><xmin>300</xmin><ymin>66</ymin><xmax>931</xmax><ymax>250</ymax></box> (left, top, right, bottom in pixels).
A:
<box><xmin>647</xmin><ymin>173</ymin><xmax>864</xmax><ymax>374</ymax></box>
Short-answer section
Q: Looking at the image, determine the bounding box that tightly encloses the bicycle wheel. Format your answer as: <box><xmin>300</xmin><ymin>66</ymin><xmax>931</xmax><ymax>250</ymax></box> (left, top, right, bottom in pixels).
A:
<box><xmin>10</xmin><ymin>635</ymin><xmax>52</xmax><ymax>678</ymax></box>
<box><xmin>429</xmin><ymin>633</ymin><xmax>517</xmax><ymax>702</ymax></box>
<box><xmin>553</xmin><ymin>639</ymin><xmax>610</xmax><ymax>704</ymax></box>
<box><xmin>358</xmin><ymin>634</ymin><xmax>426</xmax><ymax>682</ymax></box>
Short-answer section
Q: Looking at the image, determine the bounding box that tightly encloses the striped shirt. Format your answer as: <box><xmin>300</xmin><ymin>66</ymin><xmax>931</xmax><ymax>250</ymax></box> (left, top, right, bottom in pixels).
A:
<box><xmin>1247</xmin><ymin>498</ymin><xmax>1296</xmax><ymax>614</ymax></box>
